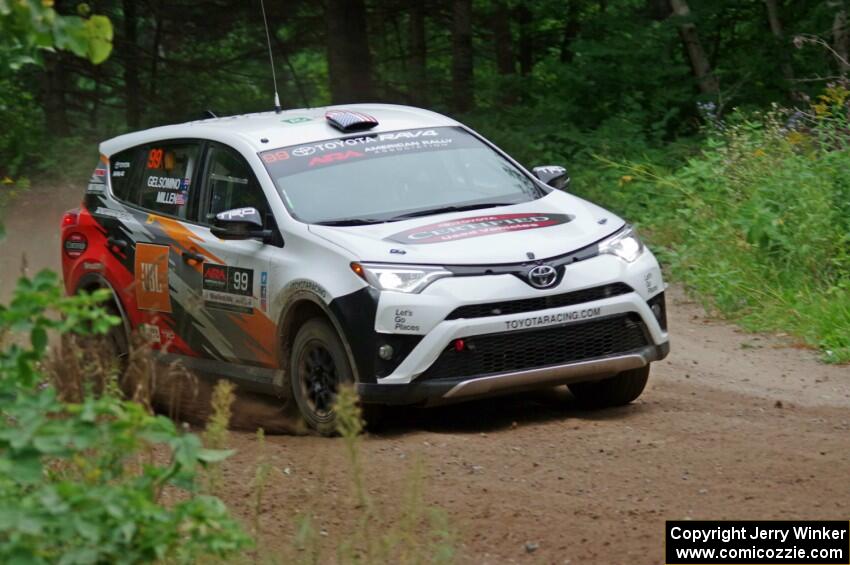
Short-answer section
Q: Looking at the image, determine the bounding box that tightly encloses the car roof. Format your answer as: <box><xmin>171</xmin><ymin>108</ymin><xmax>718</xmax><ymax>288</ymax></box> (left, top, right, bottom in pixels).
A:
<box><xmin>99</xmin><ymin>103</ymin><xmax>461</xmax><ymax>157</ymax></box>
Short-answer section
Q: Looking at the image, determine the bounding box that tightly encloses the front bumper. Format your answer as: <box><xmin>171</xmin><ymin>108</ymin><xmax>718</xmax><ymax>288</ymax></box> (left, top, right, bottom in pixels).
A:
<box><xmin>355</xmin><ymin>251</ymin><xmax>670</xmax><ymax>405</ymax></box>
<box><xmin>359</xmin><ymin>342</ymin><xmax>669</xmax><ymax>405</ymax></box>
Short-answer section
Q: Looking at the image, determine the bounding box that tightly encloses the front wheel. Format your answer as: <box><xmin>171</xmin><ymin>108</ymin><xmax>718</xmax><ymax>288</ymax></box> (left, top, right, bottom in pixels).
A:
<box><xmin>290</xmin><ymin>318</ymin><xmax>353</xmax><ymax>436</ymax></box>
<box><xmin>568</xmin><ymin>365</ymin><xmax>650</xmax><ymax>408</ymax></box>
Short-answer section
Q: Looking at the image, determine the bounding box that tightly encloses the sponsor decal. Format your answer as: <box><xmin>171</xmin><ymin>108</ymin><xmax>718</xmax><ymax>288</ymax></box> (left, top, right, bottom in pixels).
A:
<box><xmin>281</xmin><ymin>116</ymin><xmax>312</xmax><ymax>125</ymax></box>
<box><xmin>393</xmin><ymin>308</ymin><xmax>420</xmax><ymax>332</ymax></box>
<box><xmin>308</xmin><ymin>150</ymin><xmax>364</xmax><ymax>167</ymax></box>
<box><xmin>113</xmin><ymin>161</ymin><xmax>131</xmax><ymax>169</ymax></box>
<box><xmin>291</xmin><ymin>146</ymin><xmax>315</xmax><ymax>157</ymax></box>
<box><xmin>147</xmin><ymin>176</ymin><xmax>183</xmax><ymax>190</ymax></box>
<box><xmin>64</xmin><ymin>233</ymin><xmax>87</xmax><ymax>258</ymax></box>
<box><xmin>260</xmin><ymin>271</ymin><xmax>268</xmax><ymax>312</ymax></box>
<box><xmin>363</xmin><ymin>137</ymin><xmax>453</xmax><ymax>155</ymax></box>
<box><xmin>94</xmin><ymin>207</ymin><xmax>131</xmax><ymax>220</ymax></box>
<box><xmin>283</xmin><ymin>279</ymin><xmax>330</xmax><ymax>301</ymax></box>
<box><xmin>86</xmin><ymin>183</ymin><xmax>106</xmax><ymax>194</ymax></box>
<box><xmin>82</xmin><ymin>261</ymin><xmax>103</xmax><ymax>271</ymax></box>
<box><xmin>504</xmin><ymin>307</ymin><xmax>602</xmax><ymax>330</ymax></box>
<box><xmin>202</xmin><ymin>263</ymin><xmax>254</xmax><ymax>314</ymax></box>
<box><xmin>203</xmin><ymin>264</ymin><xmax>228</xmax><ymax>290</ymax></box>
<box><xmin>216</xmin><ymin>207</ymin><xmax>259</xmax><ymax>221</ymax></box>
<box><xmin>645</xmin><ymin>271</ymin><xmax>660</xmax><ymax>294</ymax></box>
<box><xmin>139</xmin><ymin>323</ymin><xmax>161</xmax><ymax>344</ymax></box>
<box><xmin>387</xmin><ymin>213</ymin><xmax>573</xmax><ymax>245</ymax></box>
<box><xmin>289</xmin><ymin>129</ymin><xmax>440</xmax><ymax>159</ymax></box>
<box><xmin>135</xmin><ymin>243</ymin><xmax>172</xmax><ymax>312</ymax></box>
<box><xmin>111</xmin><ymin>170</ymin><xmax>126</xmax><ymax>178</ymax></box>
<box><xmin>162</xmin><ymin>327</ymin><xmax>176</xmax><ymax>343</ymax></box>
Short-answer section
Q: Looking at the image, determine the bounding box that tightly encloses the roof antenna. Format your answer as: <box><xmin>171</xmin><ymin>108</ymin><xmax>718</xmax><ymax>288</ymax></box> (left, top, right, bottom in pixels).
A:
<box><xmin>260</xmin><ymin>0</ymin><xmax>282</xmax><ymax>114</ymax></box>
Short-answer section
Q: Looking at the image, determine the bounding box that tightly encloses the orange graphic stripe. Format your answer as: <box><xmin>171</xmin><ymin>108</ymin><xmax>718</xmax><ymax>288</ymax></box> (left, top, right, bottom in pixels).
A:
<box><xmin>231</xmin><ymin>310</ymin><xmax>278</xmax><ymax>368</ymax></box>
<box><xmin>149</xmin><ymin>214</ymin><xmax>223</xmax><ymax>273</ymax></box>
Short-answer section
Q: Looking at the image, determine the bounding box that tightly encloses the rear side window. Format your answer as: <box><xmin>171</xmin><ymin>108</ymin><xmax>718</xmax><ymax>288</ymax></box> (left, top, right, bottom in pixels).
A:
<box><xmin>204</xmin><ymin>145</ymin><xmax>270</xmax><ymax>224</ymax></box>
<box><xmin>130</xmin><ymin>142</ymin><xmax>201</xmax><ymax>219</ymax></box>
<box><xmin>109</xmin><ymin>148</ymin><xmax>141</xmax><ymax>201</ymax></box>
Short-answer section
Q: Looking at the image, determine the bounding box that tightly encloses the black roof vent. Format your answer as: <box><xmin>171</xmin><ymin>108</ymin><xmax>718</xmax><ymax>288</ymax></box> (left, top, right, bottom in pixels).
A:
<box><xmin>325</xmin><ymin>109</ymin><xmax>379</xmax><ymax>132</ymax></box>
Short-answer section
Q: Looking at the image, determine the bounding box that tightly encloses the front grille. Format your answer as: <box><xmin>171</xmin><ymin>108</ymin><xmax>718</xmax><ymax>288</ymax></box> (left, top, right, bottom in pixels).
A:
<box><xmin>419</xmin><ymin>314</ymin><xmax>649</xmax><ymax>381</ymax></box>
<box><xmin>445</xmin><ymin>283</ymin><xmax>633</xmax><ymax>320</ymax></box>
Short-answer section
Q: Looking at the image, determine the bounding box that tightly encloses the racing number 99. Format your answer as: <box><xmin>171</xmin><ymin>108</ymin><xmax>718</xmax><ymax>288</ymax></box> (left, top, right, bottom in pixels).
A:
<box><xmin>233</xmin><ymin>270</ymin><xmax>249</xmax><ymax>292</ymax></box>
<box><xmin>147</xmin><ymin>148</ymin><xmax>164</xmax><ymax>169</ymax></box>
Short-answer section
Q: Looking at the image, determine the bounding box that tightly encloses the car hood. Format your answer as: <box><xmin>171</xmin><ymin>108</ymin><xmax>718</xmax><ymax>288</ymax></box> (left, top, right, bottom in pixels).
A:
<box><xmin>307</xmin><ymin>191</ymin><xmax>625</xmax><ymax>265</ymax></box>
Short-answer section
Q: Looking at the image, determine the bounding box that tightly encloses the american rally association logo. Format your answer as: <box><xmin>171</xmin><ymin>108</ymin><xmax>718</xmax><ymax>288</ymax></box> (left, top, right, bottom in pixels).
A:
<box><xmin>386</xmin><ymin>213</ymin><xmax>573</xmax><ymax>245</ymax></box>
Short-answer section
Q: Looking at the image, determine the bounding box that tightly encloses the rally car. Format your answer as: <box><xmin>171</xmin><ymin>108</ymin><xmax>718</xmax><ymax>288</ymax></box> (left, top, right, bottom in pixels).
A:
<box><xmin>61</xmin><ymin>104</ymin><xmax>669</xmax><ymax>435</ymax></box>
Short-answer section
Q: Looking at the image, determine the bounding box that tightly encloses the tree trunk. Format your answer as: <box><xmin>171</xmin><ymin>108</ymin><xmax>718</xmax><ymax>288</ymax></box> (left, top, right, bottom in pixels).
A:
<box><xmin>517</xmin><ymin>5</ymin><xmax>533</xmax><ymax>76</ymax></box>
<box><xmin>41</xmin><ymin>53</ymin><xmax>71</xmax><ymax>137</ymax></box>
<box><xmin>451</xmin><ymin>0</ymin><xmax>474</xmax><ymax>113</ymax></box>
<box><xmin>123</xmin><ymin>0</ymin><xmax>141</xmax><ymax>128</ymax></box>
<box><xmin>326</xmin><ymin>0</ymin><xmax>374</xmax><ymax>103</ymax></box>
<box><xmin>647</xmin><ymin>0</ymin><xmax>671</xmax><ymax>20</ymax></box>
<box><xmin>669</xmin><ymin>0</ymin><xmax>719</xmax><ymax>95</ymax></box>
<box><xmin>832</xmin><ymin>4</ymin><xmax>850</xmax><ymax>74</ymax></box>
<box><xmin>408</xmin><ymin>0</ymin><xmax>427</xmax><ymax>106</ymax></box>
<box><xmin>149</xmin><ymin>2</ymin><xmax>163</xmax><ymax>103</ymax></box>
<box><xmin>493</xmin><ymin>1</ymin><xmax>514</xmax><ymax>74</ymax></box>
<box><xmin>560</xmin><ymin>1</ymin><xmax>582</xmax><ymax>63</ymax></box>
<box><xmin>763</xmin><ymin>0</ymin><xmax>798</xmax><ymax>99</ymax></box>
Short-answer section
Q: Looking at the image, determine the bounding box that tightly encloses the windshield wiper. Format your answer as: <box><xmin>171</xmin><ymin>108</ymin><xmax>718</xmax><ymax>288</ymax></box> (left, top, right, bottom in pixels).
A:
<box><xmin>314</xmin><ymin>218</ymin><xmax>388</xmax><ymax>226</ymax></box>
<box><xmin>389</xmin><ymin>202</ymin><xmax>515</xmax><ymax>221</ymax></box>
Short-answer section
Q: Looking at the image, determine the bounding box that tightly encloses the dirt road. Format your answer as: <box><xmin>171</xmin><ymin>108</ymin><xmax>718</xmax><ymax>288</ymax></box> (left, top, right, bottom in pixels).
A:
<box><xmin>2</xmin><ymin>185</ymin><xmax>849</xmax><ymax>564</ymax></box>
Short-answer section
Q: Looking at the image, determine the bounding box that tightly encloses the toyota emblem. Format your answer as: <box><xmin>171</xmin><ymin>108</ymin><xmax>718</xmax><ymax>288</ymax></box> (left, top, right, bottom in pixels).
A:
<box><xmin>527</xmin><ymin>265</ymin><xmax>558</xmax><ymax>289</ymax></box>
<box><xmin>292</xmin><ymin>146</ymin><xmax>316</xmax><ymax>157</ymax></box>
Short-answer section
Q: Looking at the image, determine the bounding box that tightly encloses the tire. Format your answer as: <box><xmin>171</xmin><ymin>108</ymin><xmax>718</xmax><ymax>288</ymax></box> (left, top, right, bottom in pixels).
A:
<box><xmin>105</xmin><ymin>299</ymin><xmax>130</xmax><ymax>368</ymax></box>
<box><xmin>568</xmin><ymin>364</ymin><xmax>650</xmax><ymax>408</ymax></box>
<box><xmin>290</xmin><ymin>318</ymin><xmax>354</xmax><ymax>436</ymax></box>
<box><xmin>79</xmin><ymin>292</ymin><xmax>129</xmax><ymax>370</ymax></box>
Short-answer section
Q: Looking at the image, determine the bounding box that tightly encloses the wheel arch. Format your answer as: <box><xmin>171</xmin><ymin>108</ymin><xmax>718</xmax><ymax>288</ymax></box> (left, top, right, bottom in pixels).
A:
<box><xmin>277</xmin><ymin>291</ymin><xmax>362</xmax><ymax>383</ymax></box>
<box><xmin>74</xmin><ymin>272</ymin><xmax>132</xmax><ymax>346</ymax></box>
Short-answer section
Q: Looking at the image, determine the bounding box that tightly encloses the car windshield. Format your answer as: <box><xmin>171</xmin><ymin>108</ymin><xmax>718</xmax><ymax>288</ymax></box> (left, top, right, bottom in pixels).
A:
<box><xmin>258</xmin><ymin>126</ymin><xmax>544</xmax><ymax>224</ymax></box>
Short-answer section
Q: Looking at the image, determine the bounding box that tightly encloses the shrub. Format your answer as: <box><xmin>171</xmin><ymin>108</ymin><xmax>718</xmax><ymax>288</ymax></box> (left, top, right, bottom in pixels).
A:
<box><xmin>0</xmin><ymin>270</ymin><xmax>251</xmax><ymax>564</ymax></box>
<box><xmin>594</xmin><ymin>105</ymin><xmax>850</xmax><ymax>362</ymax></box>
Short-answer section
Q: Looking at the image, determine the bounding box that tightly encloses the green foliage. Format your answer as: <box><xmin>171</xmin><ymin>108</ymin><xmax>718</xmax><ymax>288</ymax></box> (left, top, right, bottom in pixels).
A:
<box><xmin>0</xmin><ymin>0</ymin><xmax>113</xmax><ymax>68</ymax></box>
<box><xmin>0</xmin><ymin>270</ymin><xmax>251</xmax><ymax>564</ymax></box>
<box><xmin>0</xmin><ymin>77</ymin><xmax>43</xmax><ymax>178</ymax></box>
<box><xmin>591</xmin><ymin>106</ymin><xmax>850</xmax><ymax>363</ymax></box>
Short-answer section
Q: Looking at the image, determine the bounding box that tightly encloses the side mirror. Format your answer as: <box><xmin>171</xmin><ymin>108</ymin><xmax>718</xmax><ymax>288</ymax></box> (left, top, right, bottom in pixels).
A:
<box><xmin>210</xmin><ymin>207</ymin><xmax>272</xmax><ymax>241</ymax></box>
<box><xmin>532</xmin><ymin>166</ymin><xmax>570</xmax><ymax>190</ymax></box>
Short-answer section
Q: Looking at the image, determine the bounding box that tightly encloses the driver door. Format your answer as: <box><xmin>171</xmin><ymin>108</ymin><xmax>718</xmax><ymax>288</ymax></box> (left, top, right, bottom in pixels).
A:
<box><xmin>194</xmin><ymin>143</ymin><xmax>280</xmax><ymax>369</ymax></box>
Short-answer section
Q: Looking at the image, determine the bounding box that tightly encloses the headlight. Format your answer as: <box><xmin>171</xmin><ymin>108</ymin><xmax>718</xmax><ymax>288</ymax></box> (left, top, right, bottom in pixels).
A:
<box><xmin>351</xmin><ymin>262</ymin><xmax>452</xmax><ymax>293</ymax></box>
<box><xmin>599</xmin><ymin>226</ymin><xmax>644</xmax><ymax>262</ymax></box>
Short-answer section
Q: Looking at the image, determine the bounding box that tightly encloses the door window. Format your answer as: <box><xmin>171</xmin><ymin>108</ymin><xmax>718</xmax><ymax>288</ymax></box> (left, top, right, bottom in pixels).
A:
<box><xmin>204</xmin><ymin>145</ymin><xmax>270</xmax><ymax>224</ymax></box>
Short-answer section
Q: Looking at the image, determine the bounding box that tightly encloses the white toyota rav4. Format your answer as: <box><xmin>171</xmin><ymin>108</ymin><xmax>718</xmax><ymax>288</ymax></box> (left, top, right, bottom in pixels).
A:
<box><xmin>61</xmin><ymin>104</ymin><xmax>669</xmax><ymax>434</ymax></box>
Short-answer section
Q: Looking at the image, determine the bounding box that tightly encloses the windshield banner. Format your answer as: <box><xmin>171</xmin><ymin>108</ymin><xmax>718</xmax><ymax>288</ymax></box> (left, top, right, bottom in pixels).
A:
<box><xmin>259</xmin><ymin>126</ymin><xmax>480</xmax><ymax>176</ymax></box>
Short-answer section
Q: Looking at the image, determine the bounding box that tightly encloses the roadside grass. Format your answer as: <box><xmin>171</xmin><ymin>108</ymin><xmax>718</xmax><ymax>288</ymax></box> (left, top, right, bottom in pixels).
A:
<box><xmin>198</xmin><ymin>379</ymin><xmax>455</xmax><ymax>564</ymax></box>
<box><xmin>576</xmin><ymin>107</ymin><xmax>850</xmax><ymax>363</ymax></box>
